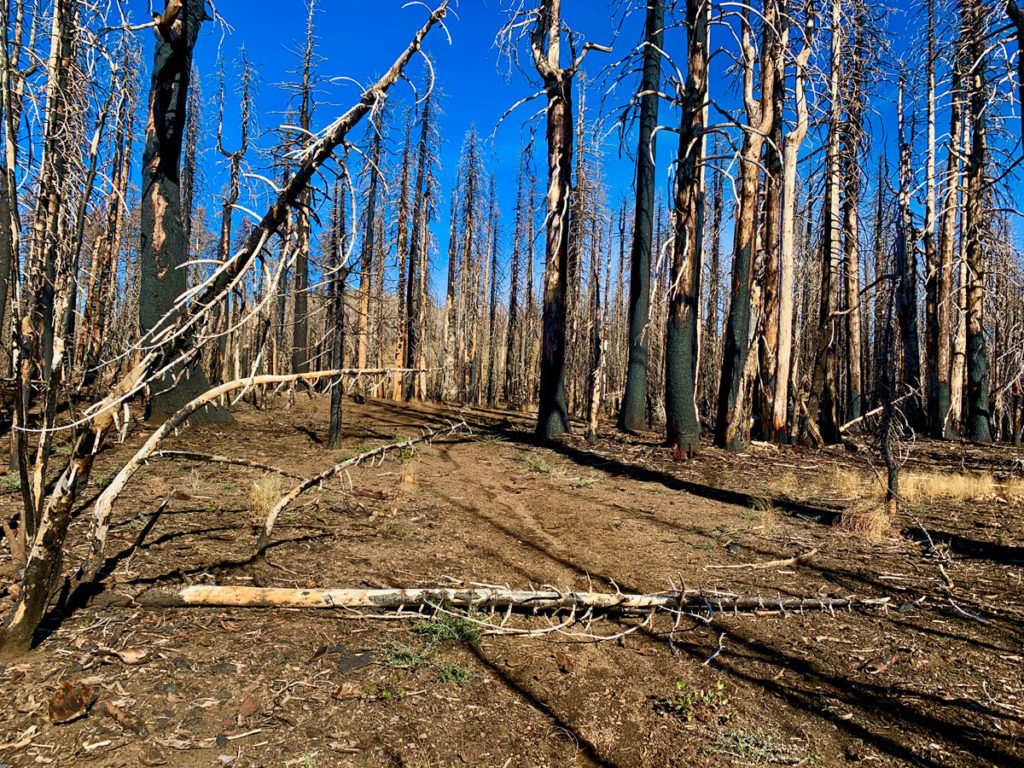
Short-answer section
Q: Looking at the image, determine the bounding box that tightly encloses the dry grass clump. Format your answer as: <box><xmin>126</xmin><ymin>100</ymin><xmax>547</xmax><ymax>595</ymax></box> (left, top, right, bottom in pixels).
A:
<box><xmin>766</xmin><ymin>472</ymin><xmax>800</xmax><ymax>499</ymax></box>
<box><xmin>1002</xmin><ymin>477</ymin><xmax>1024</xmax><ymax>500</ymax></box>
<box><xmin>835</xmin><ymin>501</ymin><xmax>895</xmax><ymax>542</ymax></box>
<box><xmin>826</xmin><ymin>465</ymin><xmax>882</xmax><ymax>500</ymax></box>
<box><xmin>900</xmin><ymin>471</ymin><xmax>996</xmax><ymax>503</ymax></box>
<box><xmin>248</xmin><ymin>475</ymin><xmax>282</xmax><ymax>525</ymax></box>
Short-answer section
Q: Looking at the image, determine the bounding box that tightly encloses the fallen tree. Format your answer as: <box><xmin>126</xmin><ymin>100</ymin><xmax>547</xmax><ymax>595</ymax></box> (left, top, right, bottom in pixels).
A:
<box><xmin>105</xmin><ymin>584</ymin><xmax>889</xmax><ymax>616</ymax></box>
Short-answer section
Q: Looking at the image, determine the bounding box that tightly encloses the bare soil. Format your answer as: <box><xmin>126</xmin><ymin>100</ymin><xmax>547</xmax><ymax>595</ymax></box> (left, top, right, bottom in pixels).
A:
<box><xmin>1</xmin><ymin>396</ymin><xmax>1022</xmax><ymax>767</ymax></box>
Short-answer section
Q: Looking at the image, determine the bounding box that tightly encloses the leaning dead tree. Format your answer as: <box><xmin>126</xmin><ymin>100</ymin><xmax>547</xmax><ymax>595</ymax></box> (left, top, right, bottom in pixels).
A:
<box><xmin>0</xmin><ymin>1</ymin><xmax>452</xmax><ymax>659</ymax></box>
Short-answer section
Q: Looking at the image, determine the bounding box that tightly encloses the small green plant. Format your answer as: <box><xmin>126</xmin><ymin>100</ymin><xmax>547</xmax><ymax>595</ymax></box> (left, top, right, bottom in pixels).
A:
<box><xmin>398</xmin><ymin>446</ymin><xmax>416</xmax><ymax>461</ymax></box>
<box><xmin>364</xmin><ymin>679</ymin><xmax>406</xmax><ymax>704</ymax></box>
<box><xmin>413</xmin><ymin>614</ymin><xmax>483</xmax><ymax>647</ymax></box>
<box><xmin>282</xmin><ymin>514</ymin><xmax>298</xmax><ymax>523</ymax></box>
<box><xmin>690</xmin><ymin>540</ymin><xmax>716</xmax><ymax>550</ymax></box>
<box><xmin>438</xmin><ymin>663</ymin><xmax>476</xmax><ymax>686</ymax></box>
<box><xmin>94</xmin><ymin>472</ymin><xmax>116</xmax><ymax>490</ymax></box>
<box><xmin>480</xmin><ymin>434</ymin><xmax>506</xmax><ymax>445</ymax></box>
<box><xmin>569</xmin><ymin>475</ymin><xmax>600</xmax><ymax>489</ymax></box>
<box><xmin>300</xmin><ymin>753</ymin><xmax>316</xmax><ymax>768</ymax></box>
<box><xmin>665</xmin><ymin>680</ymin><xmax>734</xmax><ymax>725</ymax></box>
<box><xmin>1</xmin><ymin>474</ymin><xmax>21</xmax><ymax>492</ymax></box>
<box><xmin>378</xmin><ymin>639</ymin><xmax>432</xmax><ymax>670</ymax></box>
<box><xmin>380</xmin><ymin>522</ymin><xmax>411</xmax><ymax>538</ymax></box>
<box><xmin>523</xmin><ymin>453</ymin><xmax>557</xmax><ymax>474</ymax></box>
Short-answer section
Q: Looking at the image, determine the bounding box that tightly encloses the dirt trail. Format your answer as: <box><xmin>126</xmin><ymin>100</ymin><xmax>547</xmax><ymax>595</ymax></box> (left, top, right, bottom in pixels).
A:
<box><xmin>0</xmin><ymin>397</ymin><xmax>1021</xmax><ymax>767</ymax></box>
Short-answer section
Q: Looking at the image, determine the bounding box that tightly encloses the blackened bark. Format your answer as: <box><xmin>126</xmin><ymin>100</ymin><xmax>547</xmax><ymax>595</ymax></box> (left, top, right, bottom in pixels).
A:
<box><xmin>619</xmin><ymin>0</ymin><xmax>664</xmax><ymax>433</ymax></box>
<box><xmin>664</xmin><ymin>0</ymin><xmax>707</xmax><ymax>457</ymax></box>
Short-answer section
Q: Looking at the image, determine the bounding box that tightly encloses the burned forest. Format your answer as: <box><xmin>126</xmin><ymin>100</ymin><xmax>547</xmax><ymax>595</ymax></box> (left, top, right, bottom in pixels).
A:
<box><xmin>0</xmin><ymin>0</ymin><xmax>1023</xmax><ymax>765</ymax></box>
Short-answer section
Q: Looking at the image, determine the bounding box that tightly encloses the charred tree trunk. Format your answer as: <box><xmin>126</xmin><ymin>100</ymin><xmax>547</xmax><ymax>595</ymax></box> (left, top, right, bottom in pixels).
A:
<box><xmin>619</xmin><ymin>0</ymin><xmax>664</xmax><ymax>433</ymax></box>
<box><xmin>533</xmin><ymin>0</ymin><xmax>577</xmax><ymax>439</ymax></box>
<box><xmin>806</xmin><ymin>0</ymin><xmax>842</xmax><ymax>445</ymax></box>
<box><xmin>138</xmin><ymin>0</ymin><xmax>228</xmax><ymax>422</ymax></box>
<box><xmin>664</xmin><ymin>0</ymin><xmax>708</xmax><ymax>457</ymax></box>
<box><xmin>963</xmin><ymin>4</ymin><xmax>991</xmax><ymax>442</ymax></box>
<box><xmin>715</xmin><ymin>0</ymin><xmax>783</xmax><ymax>451</ymax></box>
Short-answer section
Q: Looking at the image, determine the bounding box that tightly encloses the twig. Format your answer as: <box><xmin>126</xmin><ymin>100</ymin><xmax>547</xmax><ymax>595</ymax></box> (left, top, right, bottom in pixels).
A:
<box><xmin>703</xmin><ymin>633</ymin><xmax>726</xmax><ymax>665</ymax></box>
<box><xmin>704</xmin><ymin>548</ymin><xmax>819</xmax><ymax>571</ymax></box>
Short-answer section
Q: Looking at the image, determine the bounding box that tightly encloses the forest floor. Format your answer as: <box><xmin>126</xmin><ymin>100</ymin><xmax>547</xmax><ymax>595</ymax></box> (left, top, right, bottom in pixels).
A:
<box><xmin>0</xmin><ymin>396</ymin><xmax>1022</xmax><ymax>768</ymax></box>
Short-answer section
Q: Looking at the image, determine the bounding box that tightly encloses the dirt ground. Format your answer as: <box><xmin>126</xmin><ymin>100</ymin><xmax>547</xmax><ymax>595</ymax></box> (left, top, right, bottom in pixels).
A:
<box><xmin>1</xmin><ymin>395</ymin><xmax>1022</xmax><ymax>768</ymax></box>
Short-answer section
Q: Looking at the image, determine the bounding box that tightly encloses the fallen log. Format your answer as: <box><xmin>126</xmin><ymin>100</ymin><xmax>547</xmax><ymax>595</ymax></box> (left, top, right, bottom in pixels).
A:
<box><xmin>103</xmin><ymin>584</ymin><xmax>889</xmax><ymax>616</ymax></box>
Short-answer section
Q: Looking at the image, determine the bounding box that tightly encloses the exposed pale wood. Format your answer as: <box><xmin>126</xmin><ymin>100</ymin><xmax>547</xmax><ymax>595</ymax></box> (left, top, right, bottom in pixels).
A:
<box><xmin>103</xmin><ymin>584</ymin><xmax>882</xmax><ymax>615</ymax></box>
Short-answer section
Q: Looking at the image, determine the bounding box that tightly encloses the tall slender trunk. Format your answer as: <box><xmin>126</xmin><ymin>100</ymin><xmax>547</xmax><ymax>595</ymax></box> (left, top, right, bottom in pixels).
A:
<box><xmin>664</xmin><ymin>0</ymin><xmax>708</xmax><ymax>456</ymax></box>
<box><xmin>924</xmin><ymin>0</ymin><xmax>942</xmax><ymax>436</ymax></box>
<box><xmin>963</xmin><ymin>4</ymin><xmax>991</xmax><ymax>442</ymax></box>
<box><xmin>842</xmin><ymin>9</ymin><xmax>865</xmax><ymax>424</ymax></box>
<box><xmin>619</xmin><ymin>0</ymin><xmax>664</xmax><ymax>433</ymax></box>
<box><xmin>534</xmin><ymin>0</ymin><xmax>575</xmax><ymax>438</ymax></box>
<box><xmin>938</xmin><ymin>64</ymin><xmax>963</xmax><ymax>437</ymax></box>
<box><xmin>806</xmin><ymin>0</ymin><xmax>842</xmax><ymax>445</ymax></box>
<box><xmin>357</xmin><ymin>111</ymin><xmax>384</xmax><ymax>373</ymax></box>
<box><xmin>715</xmin><ymin>0</ymin><xmax>784</xmax><ymax>451</ymax></box>
<box><xmin>405</xmin><ymin>94</ymin><xmax>433</xmax><ymax>401</ymax></box>
<box><xmin>772</xmin><ymin>1</ymin><xmax>814</xmax><ymax>441</ymax></box>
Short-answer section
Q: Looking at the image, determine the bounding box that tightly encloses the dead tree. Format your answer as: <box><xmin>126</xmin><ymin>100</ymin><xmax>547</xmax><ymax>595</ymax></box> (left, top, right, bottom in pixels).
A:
<box><xmin>328</xmin><ymin>172</ymin><xmax>351</xmax><ymax>449</ymax></box>
<box><xmin>664</xmin><ymin>0</ymin><xmax>709</xmax><ymax>457</ymax></box>
<box><xmin>619</xmin><ymin>0</ymin><xmax>665</xmax><ymax>433</ymax></box>
<box><xmin>291</xmin><ymin>1</ymin><xmax>320</xmax><ymax>376</ymax></box>
<box><xmin>404</xmin><ymin>87</ymin><xmax>438</xmax><ymax>401</ymax></box>
<box><xmin>841</xmin><ymin>2</ymin><xmax>867</xmax><ymax>425</ymax></box>
<box><xmin>356</xmin><ymin>109</ymin><xmax>385</xmax><ymax>373</ymax></box>
<box><xmin>209</xmin><ymin>54</ymin><xmax>254</xmax><ymax>387</ymax></box>
<box><xmin>895</xmin><ymin>72</ymin><xmax>922</xmax><ymax>430</ymax></box>
<box><xmin>937</xmin><ymin>44</ymin><xmax>963</xmax><ymax>438</ymax></box>
<box><xmin>771</xmin><ymin>0</ymin><xmax>815</xmax><ymax>441</ymax></box>
<box><xmin>500</xmin><ymin>0</ymin><xmax>610</xmax><ymax>438</ymax></box>
<box><xmin>138</xmin><ymin>0</ymin><xmax>225</xmax><ymax>421</ymax></box>
<box><xmin>505</xmin><ymin>154</ymin><xmax>528</xmax><ymax>407</ymax></box>
<box><xmin>923</xmin><ymin>0</ymin><xmax>942</xmax><ymax>437</ymax></box>
<box><xmin>806</xmin><ymin>0</ymin><xmax>843</xmax><ymax>445</ymax></box>
<box><xmin>715</xmin><ymin>0</ymin><xmax>785</xmax><ymax>451</ymax></box>
<box><xmin>961</xmin><ymin>0</ymin><xmax>991</xmax><ymax>442</ymax></box>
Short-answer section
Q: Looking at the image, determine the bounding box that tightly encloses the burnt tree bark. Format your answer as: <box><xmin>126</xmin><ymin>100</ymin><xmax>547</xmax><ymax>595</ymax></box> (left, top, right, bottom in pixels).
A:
<box><xmin>138</xmin><ymin>0</ymin><xmax>227</xmax><ymax>422</ymax></box>
<box><xmin>619</xmin><ymin>0</ymin><xmax>664</xmax><ymax>433</ymax></box>
<box><xmin>664</xmin><ymin>0</ymin><xmax>708</xmax><ymax>457</ymax></box>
